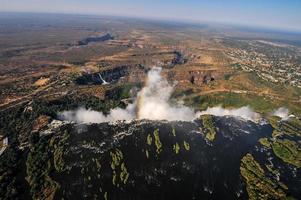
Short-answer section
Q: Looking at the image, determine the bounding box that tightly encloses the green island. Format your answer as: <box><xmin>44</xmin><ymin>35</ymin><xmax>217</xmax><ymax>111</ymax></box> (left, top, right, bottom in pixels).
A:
<box><xmin>110</xmin><ymin>149</ymin><xmax>130</xmax><ymax>186</ymax></box>
<box><xmin>183</xmin><ymin>141</ymin><xmax>190</xmax><ymax>151</ymax></box>
<box><xmin>201</xmin><ymin>115</ymin><xmax>216</xmax><ymax>141</ymax></box>
<box><xmin>265</xmin><ymin>116</ymin><xmax>301</xmax><ymax>168</ymax></box>
<box><xmin>240</xmin><ymin>153</ymin><xmax>288</xmax><ymax>200</ymax></box>
<box><xmin>172</xmin><ymin>127</ymin><xmax>176</xmax><ymax>137</ymax></box>
<box><xmin>272</xmin><ymin>139</ymin><xmax>301</xmax><ymax>168</ymax></box>
<box><xmin>173</xmin><ymin>142</ymin><xmax>180</xmax><ymax>154</ymax></box>
<box><xmin>153</xmin><ymin>129</ymin><xmax>162</xmax><ymax>154</ymax></box>
<box><xmin>147</xmin><ymin>133</ymin><xmax>153</xmax><ymax>145</ymax></box>
<box><xmin>259</xmin><ymin>138</ymin><xmax>271</xmax><ymax>148</ymax></box>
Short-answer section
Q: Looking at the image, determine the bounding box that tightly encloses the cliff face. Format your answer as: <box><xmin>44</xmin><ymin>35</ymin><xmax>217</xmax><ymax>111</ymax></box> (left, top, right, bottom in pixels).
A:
<box><xmin>168</xmin><ymin>69</ymin><xmax>223</xmax><ymax>86</ymax></box>
<box><xmin>78</xmin><ymin>33</ymin><xmax>114</xmax><ymax>46</ymax></box>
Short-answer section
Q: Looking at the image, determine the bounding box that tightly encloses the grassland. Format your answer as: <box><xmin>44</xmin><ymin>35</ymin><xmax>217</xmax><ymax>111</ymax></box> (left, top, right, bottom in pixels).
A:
<box><xmin>183</xmin><ymin>71</ymin><xmax>301</xmax><ymax>115</ymax></box>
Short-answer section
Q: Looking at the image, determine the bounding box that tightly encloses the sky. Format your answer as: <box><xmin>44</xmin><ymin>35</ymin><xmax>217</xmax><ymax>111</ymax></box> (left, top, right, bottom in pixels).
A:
<box><xmin>1</xmin><ymin>0</ymin><xmax>301</xmax><ymax>31</ymax></box>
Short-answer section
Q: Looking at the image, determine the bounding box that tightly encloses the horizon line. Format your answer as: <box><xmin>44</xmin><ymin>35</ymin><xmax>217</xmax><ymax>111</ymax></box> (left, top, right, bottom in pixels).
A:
<box><xmin>1</xmin><ymin>10</ymin><xmax>301</xmax><ymax>34</ymax></box>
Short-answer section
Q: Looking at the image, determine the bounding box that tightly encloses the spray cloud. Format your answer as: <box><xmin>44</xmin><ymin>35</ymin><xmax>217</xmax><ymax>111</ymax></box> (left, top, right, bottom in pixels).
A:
<box><xmin>59</xmin><ymin>67</ymin><xmax>262</xmax><ymax>123</ymax></box>
<box><xmin>272</xmin><ymin>107</ymin><xmax>290</xmax><ymax>120</ymax></box>
<box><xmin>136</xmin><ymin>67</ymin><xmax>195</xmax><ymax>121</ymax></box>
<box><xmin>196</xmin><ymin>106</ymin><xmax>260</xmax><ymax>121</ymax></box>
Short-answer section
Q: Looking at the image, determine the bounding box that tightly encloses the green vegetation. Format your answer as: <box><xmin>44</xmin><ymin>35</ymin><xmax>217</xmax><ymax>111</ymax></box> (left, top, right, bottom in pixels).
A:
<box><xmin>266</xmin><ymin>115</ymin><xmax>301</xmax><ymax>168</ymax></box>
<box><xmin>0</xmin><ymin>103</ymin><xmax>60</xmax><ymax>199</ymax></box>
<box><xmin>270</xmin><ymin>117</ymin><xmax>301</xmax><ymax>135</ymax></box>
<box><xmin>112</xmin><ymin>173</ymin><xmax>117</xmax><ymax>185</ymax></box>
<box><xmin>105</xmin><ymin>83</ymin><xmax>142</xmax><ymax>100</ymax></box>
<box><xmin>120</xmin><ymin>163</ymin><xmax>130</xmax><ymax>184</ymax></box>
<box><xmin>53</xmin><ymin>130</ymin><xmax>69</xmax><ymax>172</ymax></box>
<box><xmin>247</xmin><ymin>72</ymin><xmax>301</xmax><ymax>103</ymax></box>
<box><xmin>268</xmin><ymin>116</ymin><xmax>281</xmax><ymax>129</ymax></box>
<box><xmin>110</xmin><ymin>149</ymin><xmax>130</xmax><ymax>186</ymax></box>
<box><xmin>199</xmin><ymin>93</ymin><xmax>279</xmax><ymax>113</ymax></box>
<box><xmin>147</xmin><ymin>134</ymin><xmax>153</xmax><ymax>145</ymax></box>
<box><xmin>265</xmin><ymin>164</ymin><xmax>280</xmax><ymax>177</ymax></box>
<box><xmin>172</xmin><ymin>127</ymin><xmax>176</xmax><ymax>137</ymax></box>
<box><xmin>110</xmin><ymin>149</ymin><xmax>123</xmax><ymax>170</ymax></box>
<box><xmin>259</xmin><ymin>138</ymin><xmax>271</xmax><ymax>148</ymax></box>
<box><xmin>54</xmin><ymin>147</ymin><xmax>65</xmax><ymax>172</ymax></box>
<box><xmin>26</xmin><ymin>135</ymin><xmax>59</xmax><ymax>199</ymax></box>
<box><xmin>266</xmin><ymin>116</ymin><xmax>301</xmax><ymax>167</ymax></box>
<box><xmin>0</xmin><ymin>82</ymin><xmax>139</xmax><ymax>198</ymax></box>
<box><xmin>240</xmin><ymin>153</ymin><xmax>287</xmax><ymax>200</ymax></box>
<box><xmin>184</xmin><ymin>78</ymin><xmax>301</xmax><ymax>114</ymax></box>
<box><xmin>0</xmin><ymin>145</ymin><xmax>21</xmax><ymax>199</ymax></box>
<box><xmin>287</xmin><ymin>118</ymin><xmax>301</xmax><ymax>136</ymax></box>
<box><xmin>30</xmin><ymin>94</ymin><xmax>124</xmax><ymax>118</ymax></box>
<box><xmin>201</xmin><ymin>115</ymin><xmax>216</xmax><ymax>141</ymax></box>
<box><xmin>267</xmin><ymin>116</ymin><xmax>301</xmax><ymax>138</ymax></box>
<box><xmin>173</xmin><ymin>143</ymin><xmax>180</xmax><ymax>154</ymax></box>
<box><xmin>183</xmin><ymin>141</ymin><xmax>190</xmax><ymax>151</ymax></box>
<box><xmin>95</xmin><ymin>158</ymin><xmax>102</xmax><ymax>171</ymax></box>
<box><xmin>267</xmin><ymin>116</ymin><xmax>282</xmax><ymax>137</ymax></box>
<box><xmin>153</xmin><ymin>129</ymin><xmax>162</xmax><ymax>154</ymax></box>
<box><xmin>272</xmin><ymin>139</ymin><xmax>301</xmax><ymax>168</ymax></box>
<box><xmin>281</xmin><ymin>119</ymin><xmax>301</xmax><ymax>137</ymax></box>
<box><xmin>104</xmin><ymin>192</ymin><xmax>108</xmax><ymax>200</ymax></box>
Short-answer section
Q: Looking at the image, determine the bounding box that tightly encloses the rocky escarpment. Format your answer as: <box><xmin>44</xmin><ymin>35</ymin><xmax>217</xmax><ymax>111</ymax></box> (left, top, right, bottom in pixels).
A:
<box><xmin>78</xmin><ymin>33</ymin><xmax>114</xmax><ymax>46</ymax></box>
<box><xmin>75</xmin><ymin>66</ymin><xmax>129</xmax><ymax>85</ymax></box>
<box><xmin>167</xmin><ymin>69</ymin><xmax>223</xmax><ymax>86</ymax></box>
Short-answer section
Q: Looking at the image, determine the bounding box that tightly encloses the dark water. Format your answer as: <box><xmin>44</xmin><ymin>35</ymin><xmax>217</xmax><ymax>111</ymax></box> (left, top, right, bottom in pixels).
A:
<box><xmin>47</xmin><ymin>116</ymin><xmax>289</xmax><ymax>200</ymax></box>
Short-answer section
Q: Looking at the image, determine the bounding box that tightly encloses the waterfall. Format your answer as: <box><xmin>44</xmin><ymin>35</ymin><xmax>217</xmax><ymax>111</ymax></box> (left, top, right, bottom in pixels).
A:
<box><xmin>98</xmin><ymin>73</ymin><xmax>109</xmax><ymax>85</ymax></box>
